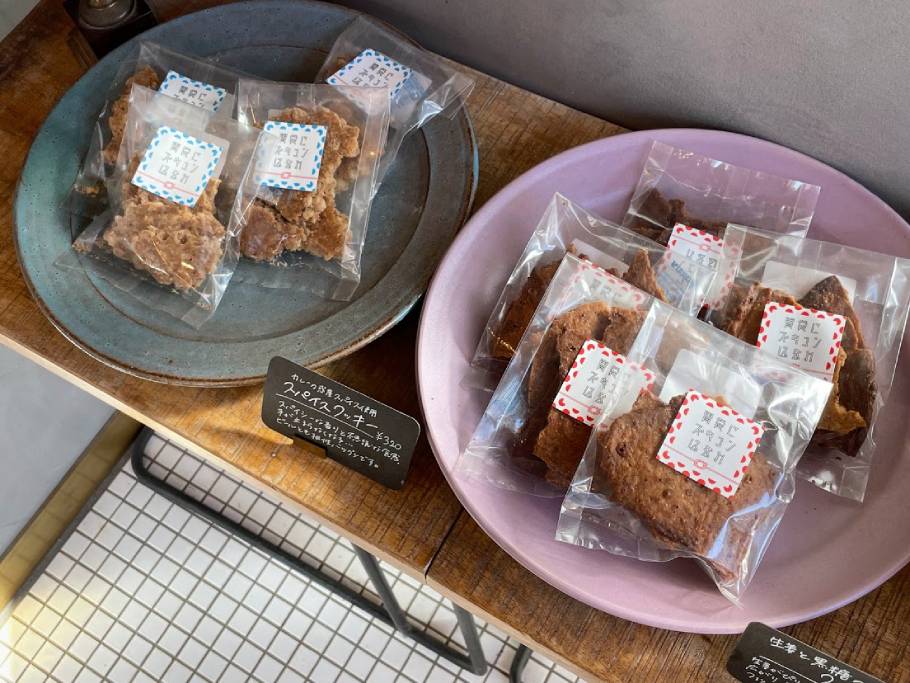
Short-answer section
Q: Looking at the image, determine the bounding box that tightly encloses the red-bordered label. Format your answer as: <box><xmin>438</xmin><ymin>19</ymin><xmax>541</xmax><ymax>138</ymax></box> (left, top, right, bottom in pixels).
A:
<box><xmin>553</xmin><ymin>339</ymin><xmax>654</xmax><ymax>425</ymax></box>
<box><xmin>656</xmin><ymin>390</ymin><xmax>764</xmax><ymax>498</ymax></box>
<box><xmin>755</xmin><ymin>302</ymin><xmax>844</xmax><ymax>380</ymax></box>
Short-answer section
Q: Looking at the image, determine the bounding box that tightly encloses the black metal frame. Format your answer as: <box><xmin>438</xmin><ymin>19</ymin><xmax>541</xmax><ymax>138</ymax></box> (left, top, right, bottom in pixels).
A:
<box><xmin>129</xmin><ymin>429</ymin><xmax>489</xmax><ymax>676</ymax></box>
<box><xmin>510</xmin><ymin>644</ymin><xmax>532</xmax><ymax>682</ymax></box>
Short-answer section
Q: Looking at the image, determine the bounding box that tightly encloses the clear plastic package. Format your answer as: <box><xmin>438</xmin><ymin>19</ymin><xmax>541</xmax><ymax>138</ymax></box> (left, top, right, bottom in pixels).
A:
<box><xmin>705</xmin><ymin>225</ymin><xmax>910</xmax><ymax>501</ymax></box>
<box><xmin>557</xmin><ymin>299</ymin><xmax>831</xmax><ymax>602</ymax></box>
<box><xmin>623</xmin><ymin>140</ymin><xmax>821</xmax><ymax>245</ymax></box>
<box><xmin>232</xmin><ymin>79</ymin><xmax>390</xmax><ymax>300</ymax></box>
<box><xmin>63</xmin><ymin>85</ymin><xmax>257</xmax><ymax>328</ymax></box>
<box><xmin>472</xmin><ymin>194</ymin><xmax>717</xmax><ymax>375</ymax></box>
<box><xmin>316</xmin><ymin>15</ymin><xmax>474</xmax><ymax>182</ymax></box>
<box><xmin>458</xmin><ymin>253</ymin><xmax>657</xmax><ymax>495</ymax></box>
<box><xmin>68</xmin><ymin>41</ymin><xmax>245</xmax><ymax>219</ymax></box>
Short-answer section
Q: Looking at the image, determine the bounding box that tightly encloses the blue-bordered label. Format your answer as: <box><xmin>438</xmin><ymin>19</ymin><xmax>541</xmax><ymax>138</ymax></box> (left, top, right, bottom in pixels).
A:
<box><xmin>327</xmin><ymin>48</ymin><xmax>412</xmax><ymax>97</ymax></box>
<box><xmin>255</xmin><ymin>122</ymin><xmax>327</xmax><ymax>192</ymax></box>
<box><xmin>159</xmin><ymin>70</ymin><xmax>227</xmax><ymax>112</ymax></box>
<box><xmin>131</xmin><ymin>126</ymin><xmax>223</xmax><ymax>207</ymax></box>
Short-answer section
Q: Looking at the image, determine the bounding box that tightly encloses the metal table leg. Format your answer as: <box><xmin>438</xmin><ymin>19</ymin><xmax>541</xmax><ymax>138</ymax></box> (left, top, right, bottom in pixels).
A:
<box><xmin>129</xmin><ymin>428</ymin><xmax>488</xmax><ymax>675</ymax></box>
<box><xmin>510</xmin><ymin>644</ymin><xmax>532</xmax><ymax>682</ymax></box>
<box><xmin>355</xmin><ymin>547</ymin><xmax>487</xmax><ymax>674</ymax></box>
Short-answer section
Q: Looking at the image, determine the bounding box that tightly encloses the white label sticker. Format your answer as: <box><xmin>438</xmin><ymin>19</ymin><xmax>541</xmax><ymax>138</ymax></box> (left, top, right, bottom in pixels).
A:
<box><xmin>659</xmin><ymin>349</ymin><xmax>760</xmax><ymax>418</ymax></box>
<box><xmin>755</xmin><ymin>302</ymin><xmax>845</xmax><ymax>380</ymax></box>
<box><xmin>131</xmin><ymin>126</ymin><xmax>223</xmax><ymax>207</ymax></box>
<box><xmin>553</xmin><ymin>339</ymin><xmax>654</xmax><ymax>426</ymax></box>
<box><xmin>255</xmin><ymin>122</ymin><xmax>327</xmax><ymax>191</ymax></box>
<box><xmin>662</xmin><ymin>223</ymin><xmax>738</xmax><ymax>308</ymax></box>
<box><xmin>159</xmin><ymin>70</ymin><xmax>227</xmax><ymax>112</ymax></box>
<box><xmin>570</xmin><ymin>259</ymin><xmax>649</xmax><ymax>309</ymax></box>
<box><xmin>761</xmin><ymin>262</ymin><xmax>857</xmax><ymax>303</ymax></box>
<box><xmin>656</xmin><ymin>390</ymin><xmax>764</xmax><ymax>498</ymax></box>
<box><xmin>327</xmin><ymin>48</ymin><xmax>412</xmax><ymax>97</ymax></box>
<box><xmin>666</xmin><ymin>223</ymin><xmax>723</xmax><ymax>270</ymax></box>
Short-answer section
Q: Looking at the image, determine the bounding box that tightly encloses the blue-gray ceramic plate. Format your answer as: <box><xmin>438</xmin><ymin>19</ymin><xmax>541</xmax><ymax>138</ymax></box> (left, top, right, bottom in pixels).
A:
<box><xmin>14</xmin><ymin>0</ymin><xmax>476</xmax><ymax>386</ymax></box>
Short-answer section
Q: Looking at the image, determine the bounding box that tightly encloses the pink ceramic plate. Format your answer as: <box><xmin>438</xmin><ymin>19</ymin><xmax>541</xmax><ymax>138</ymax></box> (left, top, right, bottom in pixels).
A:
<box><xmin>416</xmin><ymin>129</ymin><xmax>910</xmax><ymax>634</ymax></box>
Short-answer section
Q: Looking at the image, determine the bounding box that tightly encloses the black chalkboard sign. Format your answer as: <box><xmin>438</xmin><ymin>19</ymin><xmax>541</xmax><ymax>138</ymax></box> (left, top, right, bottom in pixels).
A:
<box><xmin>262</xmin><ymin>357</ymin><xmax>420</xmax><ymax>489</ymax></box>
<box><xmin>727</xmin><ymin>622</ymin><xmax>883</xmax><ymax>683</ymax></box>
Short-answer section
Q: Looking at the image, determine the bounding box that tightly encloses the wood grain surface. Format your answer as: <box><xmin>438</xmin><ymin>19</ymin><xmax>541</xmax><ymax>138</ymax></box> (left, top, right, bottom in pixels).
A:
<box><xmin>1</xmin><ymin>3</ymin><xmax>908</xmax><ymax>682</ymax></box>
<box><xmin>429</xmin><ymin>515</ymin><xmax>910</xmax><ymax>683</ymax></box>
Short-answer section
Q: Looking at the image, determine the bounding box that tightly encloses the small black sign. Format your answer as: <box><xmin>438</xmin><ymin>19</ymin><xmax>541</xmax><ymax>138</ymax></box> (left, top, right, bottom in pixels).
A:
<box><xmin>727</xmin><ymin>622</ymin><xmax>883</xmax><ymax>683</ymax></box>
<box><xmin>262</xmin><ymin>357</ymin><xmax>420</xmax><ymax>489</ymax></box>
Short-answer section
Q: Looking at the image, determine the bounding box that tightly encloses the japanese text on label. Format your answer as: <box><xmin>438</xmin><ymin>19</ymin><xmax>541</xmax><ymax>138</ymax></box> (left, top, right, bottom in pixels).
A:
<box><xmin>256</xmin><ymin>122</ymin><xmax>327</xmax><ymax>191</ymax></box>
<box><xmin>657</xmin><ymin>390</ymin><xmax>764</xmax><ymax>498</ymax></box>
<box><xmin>327</xmin><ymin>48</ymin><xmax>412</xmax><ymax>97</ymax></box>
<box><xmin>275</xmin><ymin>374</ymin><xmax>402</xmax><ymax>469</ymax></box>
<box><xmin>131</xmin><ymin>126</ymin><xmax>223</xmax><ymax>207</ymax></box>
<box><xmin>755</xmin><ymin>303</ymin><xmax>844</xmax><ymax>380</ymax></box>
<box><xmin>553</xmin><ymin>340</ymin><xmax>654</xmax><ymax>425</ymax></box>
<box><xmin>727</xmin><ymin>622</ymin><xmax>882</xmax><ymax>683</ymax></box>
<box><xmin>158</xmin><ymin>70</ymin><xmax>227</xmax><ymax>112</ymax></box>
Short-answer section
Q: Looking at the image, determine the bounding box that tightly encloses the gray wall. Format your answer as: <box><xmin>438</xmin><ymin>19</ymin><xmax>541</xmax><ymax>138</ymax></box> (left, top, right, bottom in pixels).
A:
<box><xmin>0</xmin><ymin>0</ymin><xmax>39</xmax><ymax>40</ymax></box>
<box><xmin>340</xmin><ymin>0</ymin><xmax>910</xmax><ymax>220</ymax></box>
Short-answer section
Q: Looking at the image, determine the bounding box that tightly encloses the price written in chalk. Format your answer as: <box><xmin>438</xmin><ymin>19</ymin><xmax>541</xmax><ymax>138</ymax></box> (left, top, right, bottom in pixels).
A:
<box><xmin>262</xmin><ymin>357</ymin><xmax>420</xmax><ymax>489</ymax></box>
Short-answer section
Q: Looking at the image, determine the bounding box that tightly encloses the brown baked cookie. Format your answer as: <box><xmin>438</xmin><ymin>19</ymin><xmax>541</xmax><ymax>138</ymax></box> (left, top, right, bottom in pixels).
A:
<box><xmin>103</xmin><ymin>198</ymin><xmax>227</xmax><ymax>290</ymax></box>
<box><xmin>490</xmin><ymin>246</ymin><xmax>585</xmax><ymax>361</ymax></box>
<box><xmin>492</xmin><ymin>260</ymin><xmax>562</xmax><ymax>361</ymax></box>
<box><xmin>595</xmin><ymin>392</ymin><xmax>776</xmax><ymax>577</ymax></box>
<box><xmin>103</xmin><ymin>66</ymin><xmax>162</xmax><ymax>165</ymax></box>
<box><xmin>533</xmin><ymin>410</ymin><xmax>596</xmax><ymax>487</ymax></box>
<box><xmin>239</xmin><ymin>201</ymin><xmax>293</xmax><ymax>262</ymax></box>
<box><xmin>717</xmin><ymin>284</ymin><xmax>798</xmax><ymax>344</ymax></box>
<box><xmin>714</xmin><ymin>278</ymin><xmax>874</xmax><ymax>451</ymax></box>
<box><xmin>798</xmin><ymin>276</ymin><xmax>874</xmax><ymax>454</ymax></box>
<box><xmin>816</xmin><ymin>348</ymin><xmax>866</xmax><ymax>434</ymax></box>
<box><xmin>813</xmin><ymin>348</ymin><xmax>876</xmax><ymax>456</ymax></box>
<box><xmin>799</xmin><ymin>276</ymin><xmax>866</xmax><ymax>349</ymax></box>
<box><xmin>526</xmin><ymin>303</ymin><xmax>646</xmax><ymax>486</ymax></box>
<box><xmin>621</xmin><ymin>249</ymin><xmax>667</xmax><ymax>302</ymax></box>
<box><xmin>239</xmin><ymin>106</ymin><xmax>359</xmax><ymax>262</ymax></box>
<box><xmin>624</xmin><ymin>188</ymin><xmax>726</xmax><ymax>245</ymax></box>
<box><xmin>121</xmin><ymin>155</ymin><xmax>221</xmax><ymax>216</ymax></box>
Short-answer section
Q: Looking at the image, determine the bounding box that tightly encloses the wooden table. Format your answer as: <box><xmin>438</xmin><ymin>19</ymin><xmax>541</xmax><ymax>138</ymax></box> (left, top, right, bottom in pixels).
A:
<box><xmin>1</xmin><ymin>3</ymin><xmax>908</xmax><ymax>681</ymax></box>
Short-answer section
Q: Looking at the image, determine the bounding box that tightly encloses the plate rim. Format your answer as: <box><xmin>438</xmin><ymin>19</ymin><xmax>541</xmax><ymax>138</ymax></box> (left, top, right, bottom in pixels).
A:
<box><xmin>417</xmin><ymin>126</ymin><xmax>910</xmax><ymax>634</ymax></box>
<box><xmin>13</xmin><ymin>0</ymin><xmax>478</xmax><ymax>386</ymax></box>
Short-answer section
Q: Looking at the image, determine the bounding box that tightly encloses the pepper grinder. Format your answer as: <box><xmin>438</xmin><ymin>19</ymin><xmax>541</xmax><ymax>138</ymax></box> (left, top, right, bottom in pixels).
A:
<box><xmin>65</xmin><ymin>0</ymin><xmax>157</xmax><ymax>57</ymax></box>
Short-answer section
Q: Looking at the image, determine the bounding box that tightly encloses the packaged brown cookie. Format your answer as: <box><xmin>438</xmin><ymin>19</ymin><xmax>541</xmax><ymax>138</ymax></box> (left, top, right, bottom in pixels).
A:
<box><xmin>231</xmin><ymin>80</ymin><xmax>390</xmax><ymax>300</ymax></box>
<box><xmin>705</xmin><ymin>225</ymin><xmax>910</xmax><ymax>501</ymax></box>
<box><xmin>316</xmin><ymin>15</ymin><xmax>474</xmax><ymax>183</ymax></box>
<box><xmin>64</xmin><ymin>85</ymin><xmax>257</xmax><ymax>327</ymax></box>
<box><xmin>557</xmin><ymin>300</ymin><xmax>830</xmax><ymax>602</ymax></box>
<box><xmin>458</xmin><ymin>253</ymin><xmax>658</xmax><ymax>495</ymax></box>
<box><xmin>622</xmin><ymin>140</ymin><xmax>820</xmax><ymax>246</ymax></box>
<box><xmin>471</xmin><ymin>194</ymin><xmax>716</xmax><ymax>381</ymax></box>
<box><xmin>68</xmin><ymin>42</ymin><xmax>245</xmax><ymax>220</ymax></box>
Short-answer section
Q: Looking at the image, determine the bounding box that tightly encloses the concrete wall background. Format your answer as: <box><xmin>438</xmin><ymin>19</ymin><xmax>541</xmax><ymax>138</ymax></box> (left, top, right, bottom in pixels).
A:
<box><xmin>340</xmin><ymin>0</ymin><xmax>910</xmax><ymax>219</ymax></box>
<box><xmin>0</xmin><ymin>0</ymin><xmax>39</xmax><ymax>40</ymax></box>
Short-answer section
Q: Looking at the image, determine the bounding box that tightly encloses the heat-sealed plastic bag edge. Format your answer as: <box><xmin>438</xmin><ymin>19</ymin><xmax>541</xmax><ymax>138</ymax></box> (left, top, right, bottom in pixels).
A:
<box><xmin>622</xmin><ymin>140</ymin><xmax>821</xmax><ymax>246</ymax></box>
